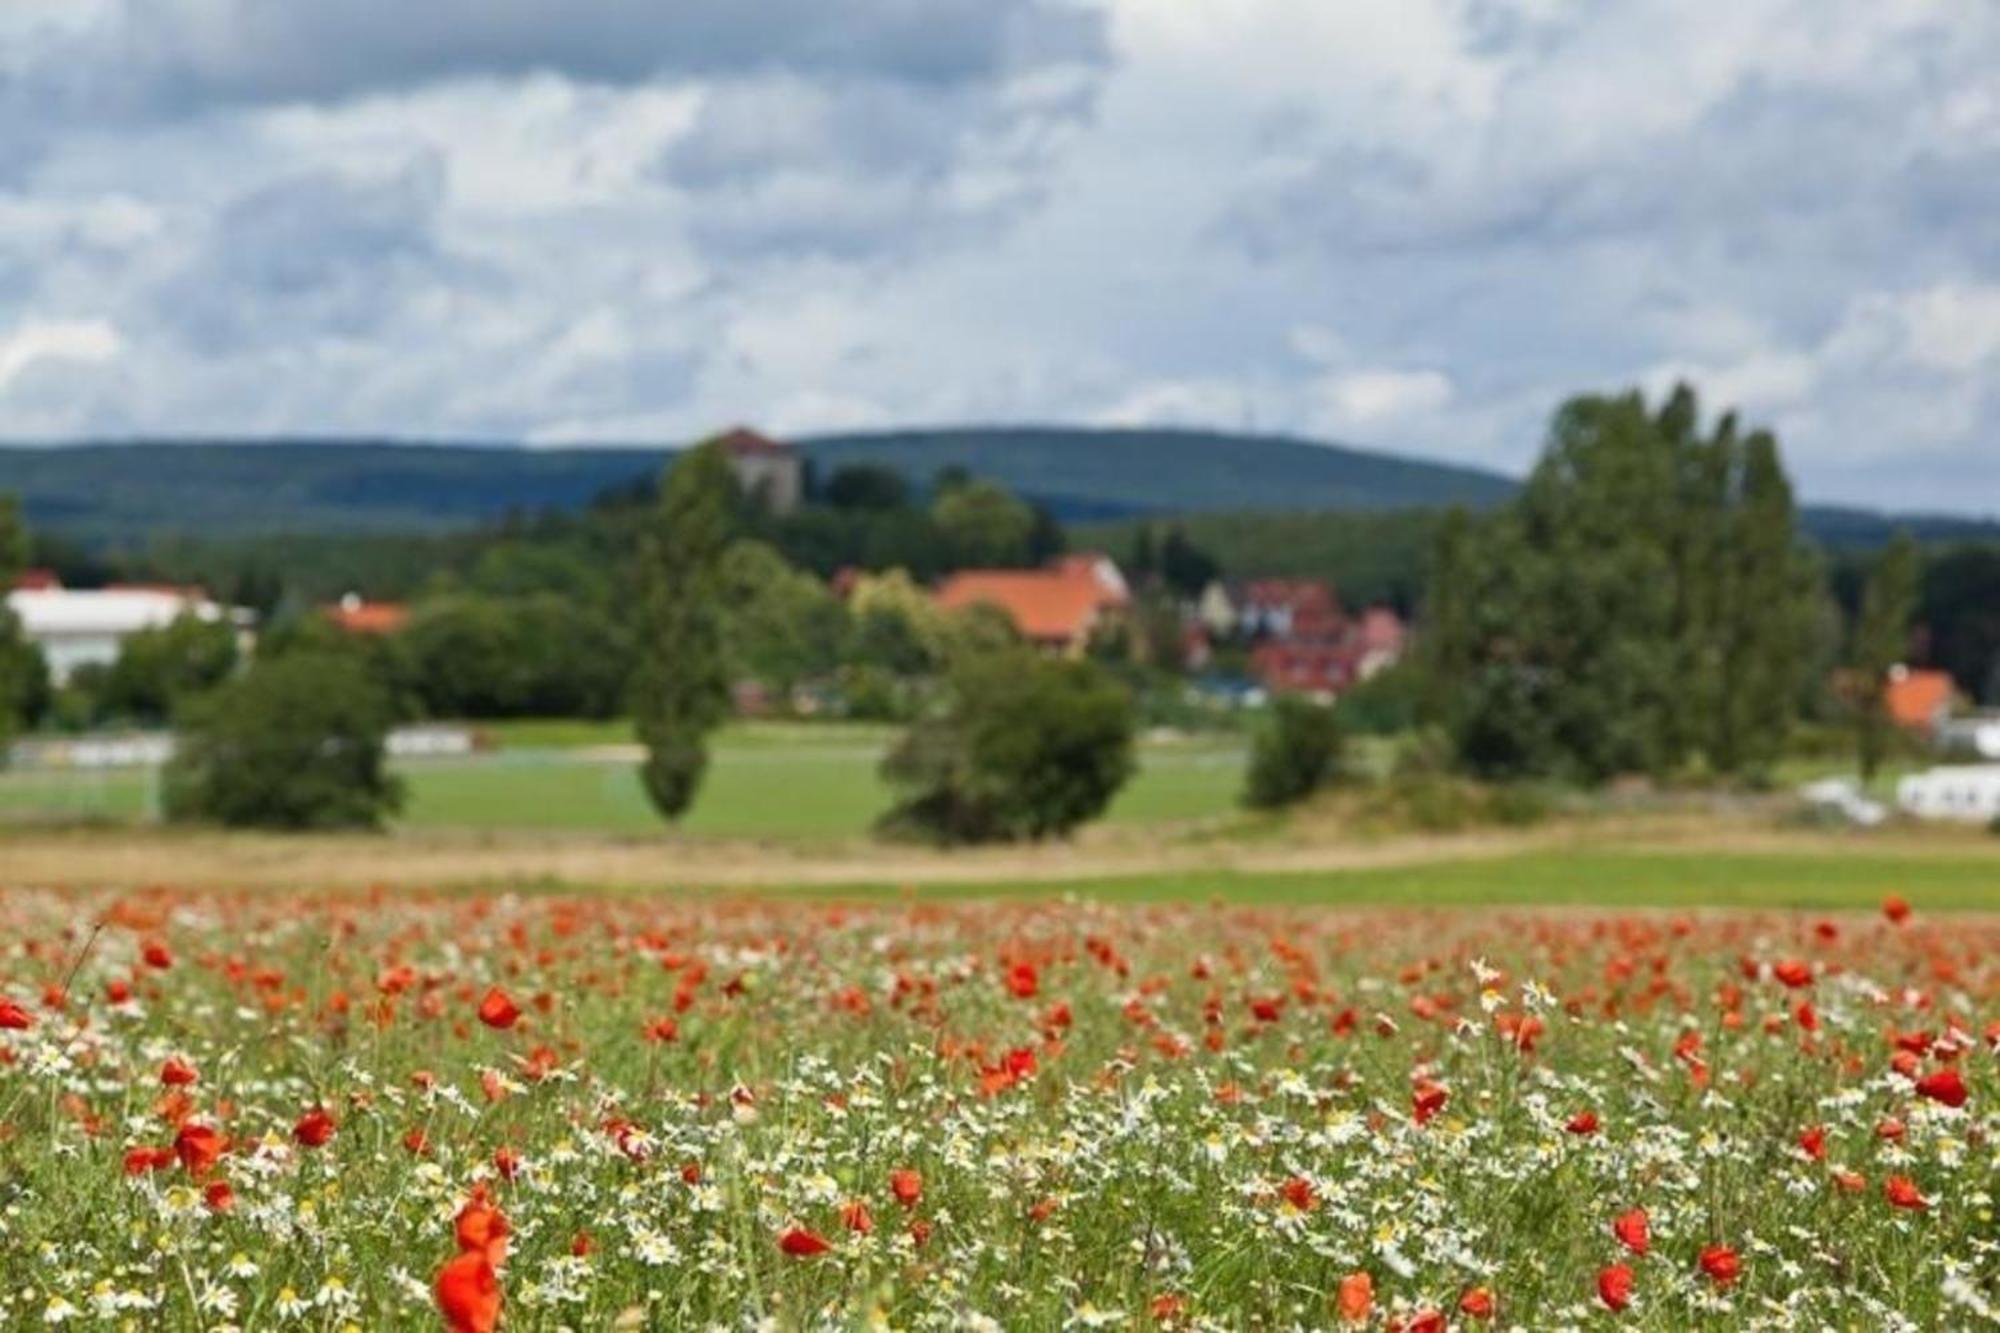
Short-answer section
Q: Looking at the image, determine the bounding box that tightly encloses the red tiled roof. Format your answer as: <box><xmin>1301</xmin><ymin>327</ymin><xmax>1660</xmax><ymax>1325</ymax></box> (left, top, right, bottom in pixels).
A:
<box><xmin>712</xmin><ymin>426</ymin><xmax>792</xmax><ymax>457</ymax></box>
<box><xmin>323</xmin><ymin>600</ymin><xmax>411</xmax><ymax>635</ymax></box>
<box><xmin>11</xmin><ymin>568</ymin><xmax>60</xmax><ymax>591</ymax></box>
<box><xmin>1885</xmin><ymin>668</ymin><xmax>1954</xmax><ymax>728</ymax></box>
<box><xmin>935</xmin><ymin>563</ymin><xmax>1123</xmax><ymax>643</ymax></box>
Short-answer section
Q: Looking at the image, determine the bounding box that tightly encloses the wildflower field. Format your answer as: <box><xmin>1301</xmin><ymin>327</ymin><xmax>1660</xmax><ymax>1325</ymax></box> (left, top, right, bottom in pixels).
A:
<box><xmin>0</xmin><ymin>885</ymin><xmax>1994</xmax><ymax>1330</ymax></box>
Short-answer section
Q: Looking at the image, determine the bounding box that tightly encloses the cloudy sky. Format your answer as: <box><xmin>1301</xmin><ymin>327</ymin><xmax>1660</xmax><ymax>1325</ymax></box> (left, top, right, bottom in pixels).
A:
<box><xmin>1</xmin><ymin>1</ymin><xmax>1996</xmax><ymax>511</ymax></box>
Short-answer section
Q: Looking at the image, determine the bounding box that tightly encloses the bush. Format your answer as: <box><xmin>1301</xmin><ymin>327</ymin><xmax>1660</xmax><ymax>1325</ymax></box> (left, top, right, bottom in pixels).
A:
<box><xmin>879</xmin><ymin>653</ymin><xmax>1136</xmax><ymax>844</ymax></box>
<box><xmin>1242</xmin><ymin>695</ymin><xmax>1343</xmax><ymax>810</ymax></box>
<box><xmin>164</xmin><ymin>654</ymin><xmax>403</xmax><ymax>830</ymax></box>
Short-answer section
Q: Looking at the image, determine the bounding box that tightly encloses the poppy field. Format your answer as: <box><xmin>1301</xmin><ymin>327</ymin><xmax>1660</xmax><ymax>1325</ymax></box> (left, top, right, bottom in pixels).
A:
<box><xmin>0</xmin><ymin>885</ymin><xmax>1995</xmax><ymax>1330</ymax></box>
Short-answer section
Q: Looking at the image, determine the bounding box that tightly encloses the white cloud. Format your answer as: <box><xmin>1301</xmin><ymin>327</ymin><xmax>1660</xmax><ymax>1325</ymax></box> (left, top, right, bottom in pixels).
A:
<box><xmin>1320</xmin><ymin>369</ymin><xmax>1454</xmax><ymax>427</ymax></box>
<box><xmin>0</xmin><ymin>319</ymin><xmax>121</xmax><ymax>392</ymax></box>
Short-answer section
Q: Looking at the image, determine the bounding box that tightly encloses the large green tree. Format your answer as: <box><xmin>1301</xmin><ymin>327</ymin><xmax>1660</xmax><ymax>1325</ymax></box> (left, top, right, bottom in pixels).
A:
<box><xmin>163</xmin><ymin>653</ymin><xmax>402</xmax><ymax>829</ymax></box>
<box><xmin>0</xmin><ymin>496</ymin><xmax>45</xmax><ymax>752</ymax></box>
<box><xmin>633</xmin><ymin>442</ymin><xmax>738</xmax><ymax>819</ymax></box>
<box><xmin>1421</xmin><ymin>384</ymin><xmax>1821</xmax><ymax>783</ymax></box>
<box><xmin>101</xmin><ymin>612</ymin><xmax>239</xmax><ymax>724</ymax></box>
<box><xmin>1852</xmin><ymin>532</ymin><xmax>1920</xmax><ymax>781</ymax></box>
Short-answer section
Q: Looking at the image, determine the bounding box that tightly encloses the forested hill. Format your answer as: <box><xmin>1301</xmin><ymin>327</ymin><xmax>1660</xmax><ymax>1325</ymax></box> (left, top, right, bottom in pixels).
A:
<box><xmin>0</xmin><ymin>428</ymin><xmax>1991</xmax><ymax>550</ymax></box>
<box><xmin>0</xmin><ymin>428</ymin><xmax>1513</xmax><ymax>540</ymax></box>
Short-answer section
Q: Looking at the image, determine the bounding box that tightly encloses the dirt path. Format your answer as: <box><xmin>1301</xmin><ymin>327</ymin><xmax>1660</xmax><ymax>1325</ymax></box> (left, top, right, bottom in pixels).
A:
<box><xmin>6</xmin><ymin>814</ymin><xmax>1993</xmax><ymax>894</ymax></box>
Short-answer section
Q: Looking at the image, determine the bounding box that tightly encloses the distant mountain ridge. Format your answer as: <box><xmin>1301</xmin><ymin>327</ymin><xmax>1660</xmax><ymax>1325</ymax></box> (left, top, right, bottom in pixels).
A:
<box><xmin>0</xmin><ymin>428</ymin><xmax>1990</xmax><ymax>549</ymax></box>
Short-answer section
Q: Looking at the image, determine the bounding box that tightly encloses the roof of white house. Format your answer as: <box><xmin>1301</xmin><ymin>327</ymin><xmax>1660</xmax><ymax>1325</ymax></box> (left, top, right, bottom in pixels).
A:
<box><xmin>5</xmin><ymin>587</ymin><xmax>225</xmax><ymax>636</ymax></box>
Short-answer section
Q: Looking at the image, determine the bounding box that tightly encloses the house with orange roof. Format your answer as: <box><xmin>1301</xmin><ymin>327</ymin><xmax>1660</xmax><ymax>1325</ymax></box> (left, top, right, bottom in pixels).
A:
<box><xmin>934</xmin><ymin>553</ymin><xmax>1130</xmax><ymax>656</ymax></box>
<box><xmin>711</xmin><ymin>425</ymin><xmax>803</xmax><ymax>515</ymax></box>
<box><xmin>1883</xmin><ymin>665</ymin><xmax>1955</xmax><ymax>730</ymax></box>
<box><xmin>323</xmin><ymin>592</ymin><xmax>411</xmax><ymax>636</ymax></box>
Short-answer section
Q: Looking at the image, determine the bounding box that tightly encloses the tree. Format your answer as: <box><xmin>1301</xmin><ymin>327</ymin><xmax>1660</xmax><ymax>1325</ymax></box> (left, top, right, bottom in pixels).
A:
<box><xmin>1158</xmin><ymin>526</ymin><xmax>1220</xmax><ymax>598</ymax></box>
<box><xmin>633</xmin><ymin>442</ymin><xmax>738</xmax><ymax>819</ymax></box>
<box><xmin>163</xmin><ymin>654</ymin><xmax>403</xmax><ymax>829</ymax></box>
<box><xmin>1419</xmin><ymin>384</ymin><xmax>1821</xmax><ymax>784</ymax></box>
<box><xmin>101</xmin><ymin>613</ymin><xmax>239</xmax><ymax>724</ymax></box>
<box><xmin>718</xmin><ymin>541</ymin><xmax>847</xmax><ymax>693</ymax></box>
<box><xmin>1852</xmin><ymin>532</ymin><xmax>1920</xmax><ymax>782</ymax></box>
<box><xmin>878</xmin><ymin>651</ymin><xmax>1135</xmax><ymax>843</ymax></box>
<box><xmin>1243</xmin><ymin>695</ymin><xmax>1343</xmax><ymax>809</ymax></box>
<box><xmin>0</xmin><ymin>496</ymin><xmax>43</xmax><ymax>756</ymax></box>
<box><xmin>820</xmin><ymin>464</ymin><xmax>910</xmax><ymax>511</ymax></box>
<box><xmin>931</xmin><ymin>480</ymin><xmax>1036</xmax><ymax>568</ymax></box>
<box><xmin>1921</xmin><ymin>544</ymin><xmax>2000</xmax><ymax>705</ymax></box>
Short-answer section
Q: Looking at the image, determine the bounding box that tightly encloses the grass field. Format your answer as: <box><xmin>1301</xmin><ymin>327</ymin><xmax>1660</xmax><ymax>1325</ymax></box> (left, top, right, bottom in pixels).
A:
<box><xmin>0</xmin><ymin>722</ymin><xmax>1246</xmax><ymax>839</ymax></box>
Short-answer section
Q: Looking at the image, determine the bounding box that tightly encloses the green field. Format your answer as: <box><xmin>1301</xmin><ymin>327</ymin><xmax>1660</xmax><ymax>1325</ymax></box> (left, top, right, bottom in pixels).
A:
<box><xmin>0</xmin><ymin>722</ymin><xmax>1245</xmax><ymax>838</ymax></box>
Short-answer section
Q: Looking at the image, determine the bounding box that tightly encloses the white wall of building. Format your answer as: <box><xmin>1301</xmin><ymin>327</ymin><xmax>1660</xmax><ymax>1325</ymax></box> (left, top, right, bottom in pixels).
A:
<box><xmin>5</xmin><ymin>588</ymin><xmax>238</xmax><ymax>684</ymax></box>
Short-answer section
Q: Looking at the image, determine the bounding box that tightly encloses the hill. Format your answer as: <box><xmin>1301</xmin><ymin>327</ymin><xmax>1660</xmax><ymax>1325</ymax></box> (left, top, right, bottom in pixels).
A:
<box><xmin>0</xmin><ymin>429</ymin><xmax>1991</xmax><ymax>554</ymax></box>
<box><xmin>0</xmin><ymin>428</ymin><xmax>1513</xmax><ymax>541</ymax></box>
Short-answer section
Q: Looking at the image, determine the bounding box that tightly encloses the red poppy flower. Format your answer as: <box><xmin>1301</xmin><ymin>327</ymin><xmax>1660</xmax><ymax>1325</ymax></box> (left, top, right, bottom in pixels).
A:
<box><xmin>1279</xmin><ymin>1176</ymin><xmax>1317</xmax><ymax>1212</ymax></box>
<box><xmin>890</xmin><ymin>1168</ymin><xmax>923</xmax><ymax>1208</ymax></box>
<box><xmin>173</xmin><ymin>1122</ymin><xmax>227</xmax><ymax>1175</ymax></box>
<box><xmin>1771</xmin><ymin>959</ymin><xmax>1813</xmax><ymax>989</ymax></box>
<box><xmin>1797</xmin><ymin>1125</ymin><xmax>1827</xmax><ymax>1160</ymax></box>
<box><xmin>1883</xmin><ymin>894</ymin><xmax>1912</xmax><ymax>924</ymax></box>
<box><xmin>436</xmin><ymin>1251</ymin><xmax>501</xmax><ymax>1333</ymax></box>
<box><xmin>779</xmin><ymin>1226</ymin><xmax>832</xmax><ymax>1257</ymax></box>
<box><xmin>0</xmin><ymin>999</ymin><xmax>33</xmax><ymax>1031</ymax></box>
<box><xmin>840</xmin><ymin>1200</ymin><xmax>874</xmax><ymax>1234</ymax></box>
<box><xmin>1412</xmin><ymin>1079</ymin><xmax>1449</xmax><ymax>1126</ymax></box>
<box><xmin>293</xmin><ymin>1107</ymin><xmax>336</xmax><ymax>1148</ymax></box>
<box><xmin>477</xmin><ymin>988</ymin><xmax>521</xmax><ymax>1030</ymax></box>
<box><xmin>1597</xmin><ymin>1263</ymin><xmax>1635</xmax><ymax>1312</ymax></box>
<box><xmin>1336</xmin><ymin>1271</ymin><xmax>1372</xmax><ymax>1323</ymax></box>
<box><xmin>159</xmin><ymin>1057</ymin><xmax>199</xmax><ymax>1087</ymax></box>
<box><xmin>141</xmin><ymin>940</ymin><xmax>173</xmax><ymax>970</ymax></box>
<box><xmin>1005</xmin><ymin>961</ymin><xmax>1039</xmax><ymax>999</ymax></box>
<box><xmin>1566</xmin><ymin>1110</ymin><xmax>1600</xmax><ymax>1136</ymax></box>
<box><xmin>1458</xmin><ymin>1286</ymin><xmax>1496</xmax><ymax>1319</ymax></box>
<box><xmin>122</xmin><ymin>1145</ymin><xmax>175</xmax><ymax>1175</ymax></box>
<box><xmin>1915</xmin><ymin>1068</ymin><xmax>1968</xmax><ymax>1108</ymax></box>
<box><xmin>1698</xmin><ymin>1245</ymin><xmax>1741</xmax><ymax>1287</ymax></box>
<box><xmin>1612</xmin><ymin>1207</ymin><xmax>1649</xmax><ymax>1256</ymax></box>
<box><xmin>1885</xmin><ymin>1175</ymin><xmax>1928</xmax><ymax>1210</ymax></box>
<box><xmin>455</xmin><ymin>1188</ymin><xmax>510</xmax><ymax>1265</ymax></box>
<box><xmin>203</xmin><ymin>1179</ymin><xmax>235</xmax><ymax>1213</ymax></box>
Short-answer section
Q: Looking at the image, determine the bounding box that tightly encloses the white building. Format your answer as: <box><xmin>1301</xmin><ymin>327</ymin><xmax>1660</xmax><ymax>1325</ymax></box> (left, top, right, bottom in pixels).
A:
<box><xmin>5</xmin><ymin>583</ymin><xmax>252</xmax><ymax>684</ymax></box>
<box><xmin>1896</xmin><ymin>764</ymin><xmax>2000</xmax><ymax>824</ymax></box>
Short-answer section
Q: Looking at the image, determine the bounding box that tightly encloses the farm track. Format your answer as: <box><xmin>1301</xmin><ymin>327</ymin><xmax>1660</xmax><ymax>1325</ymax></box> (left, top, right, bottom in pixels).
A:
<box><xmin>3</xmin><ymin>812</ymin><xmax>1995</xmax><ymax>895</ymax></box>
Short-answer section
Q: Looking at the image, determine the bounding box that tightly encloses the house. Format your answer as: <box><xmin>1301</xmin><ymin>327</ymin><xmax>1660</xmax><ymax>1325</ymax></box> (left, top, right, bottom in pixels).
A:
<box><xmin>1883</xmin><ymin>666</ymin><xmax>1955</xmax><ymax>729</ymax></box>
<box><xmin>1935</xmin><ymin>714</ymin><xmax>2000</xmax><ymax>761</ymax></box>
<box><xmin>1237</xmin><ymin>579</ymin><xmax>1345</xmax><ymax>641</ymax></box>
<box><xmin>1896</xmin><ymin>764</ymin><xmax>2000</xmax><ymax>823</ymax></box>
<box><xmin>6</xmin><ymin>577</ymin><xmax>251</xmax><ymax>684</ymax></box>
<box><xmin>934</xmin><ymin>553</ymin><xmax>1130</xmax><ymax>655</ymax></box>
<box><xmin>714</xmin><ymin>426</ymin><xmax>803</xmax><ymax>515</ymax></box>
<box><xmin>323</xmin><ymin>593</ymin><xmax>410</xmax><ymax>635</ymax></box>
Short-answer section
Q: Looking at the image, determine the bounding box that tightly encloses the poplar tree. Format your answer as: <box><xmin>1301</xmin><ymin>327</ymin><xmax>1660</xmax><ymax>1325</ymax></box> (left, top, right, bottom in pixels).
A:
<box><xmin>1852</xmin><ymin>532</ymin><xmax>1920</xmax><ymax>782</ymax></box>
<box><xmin>633</xmin><ymin>442</ymin><xmax>739</xmax><ymax>820</ymax></box>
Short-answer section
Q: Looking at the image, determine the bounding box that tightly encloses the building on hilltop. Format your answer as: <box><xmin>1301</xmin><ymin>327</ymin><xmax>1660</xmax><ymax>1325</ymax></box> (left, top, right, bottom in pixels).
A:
<box><xmin>712</xmin><ymin>426</ymin><xmax>803</xmax><ymax>515</ymax></box>
<box><xmin>934</xmin><ymin>553</ymin><xmax>1130</xmax><ymax>657</ymax></box>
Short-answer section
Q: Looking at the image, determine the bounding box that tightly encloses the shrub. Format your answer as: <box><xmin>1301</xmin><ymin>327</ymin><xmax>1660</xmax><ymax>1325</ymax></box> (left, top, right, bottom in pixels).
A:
<box><xmin>879</xmin><ymin>653</ymin><xmax>1135</xmax><ymax>844</ymax></box>
<box><xmin>164</xmin><ymin>654</ymin><xmax>403</xmax><ymax>830</ymax></box>
<box><xmin>1242</xmin><ymin>695</ymin><xmax>1343</xmax><ymax>810</ymax></box>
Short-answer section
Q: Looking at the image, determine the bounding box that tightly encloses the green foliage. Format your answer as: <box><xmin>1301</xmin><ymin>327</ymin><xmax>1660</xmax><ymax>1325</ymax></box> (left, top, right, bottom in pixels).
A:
<box><xmin>400</xmin><ymin>594</ymin><xmax>630</xmax><ymax>719</ymax></box>
<box><xmin>163</xmin><ymin>653</ymin><xmax>403</xmax><ymax>829</ymax></box>
<box><xmin>1852</xmin><ymin>532</ymin><xmax>1921</xmax><ymax>781</ymax></box>
<box><xmin>99</xmin><ymin>613</ymin><xmax>238</xmax><ymax>724</ymax></box>
<box><xmin>1336</xmin><ymin>661</ymin><xmax>1424</xmax><ymax>737</ymax></box>
<box><xmin>930</xmin><ymin>480</ymin><xmax>1038</xmax><ymax>567</ymax></box>
<box><xmin>717</xmin><ymin>541</ymin><xmax>847</xmax><ymax>693</ymax></box>
<box><xmin>1422</xmin><ymin>384</ymin><xmax>1822</xmax><ymax>784</ymax></box>
<box><xmin>633</xmin><ymin>443</ymin><xmax>737</xmax><ymax>819</ymax></box>
<box><xmin>879</xmin><ymin>652</ymin><xmax>1136</xmax><ymax>843</ymax></box>
<box><xmin>1920</xmin><ymin>543</ymin><xmax>2000</xmax><ymax>704</ymax></box>
<box><xmin>0</xmin><ymin>495</ymin><xmax>42</xmax><ymax>752</ymax></box>
<box><xmin>1242</xmin><ymin>695</ymin><xmax>1343</xmax><ymax>810</ymax></box>
<box><xmin>818</xmin><ymin>464</ymin><xmax>909</xmax><ymax>511</ymax></box>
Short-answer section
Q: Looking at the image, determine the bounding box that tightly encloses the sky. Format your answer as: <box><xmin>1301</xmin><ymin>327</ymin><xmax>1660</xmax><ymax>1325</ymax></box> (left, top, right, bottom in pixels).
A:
<box><xmin>0</xmin><ymin>1</ymin><xmax>1996</xmax><ymax>513</ymax></box>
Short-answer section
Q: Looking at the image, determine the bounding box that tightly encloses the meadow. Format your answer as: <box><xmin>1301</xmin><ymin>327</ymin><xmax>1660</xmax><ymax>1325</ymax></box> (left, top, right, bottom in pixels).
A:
<box><xmin>0</xmin><ymin>722</ymin><xmax>1246</xmax><ymax>839</ymax></box>
<box><xmin>0</xmin><ymin>882</ymin><xmax>1995</xmax><ymax>1330</ymax></box>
